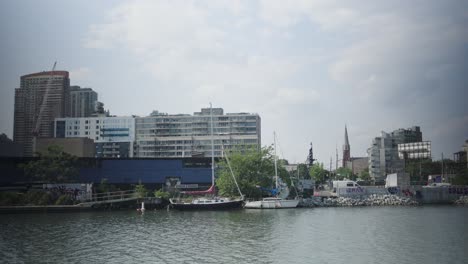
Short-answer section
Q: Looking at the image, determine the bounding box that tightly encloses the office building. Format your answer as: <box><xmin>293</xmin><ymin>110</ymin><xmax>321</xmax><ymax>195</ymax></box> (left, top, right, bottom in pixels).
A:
<box><xmin>367</xmin><ymin>126</ymin><xmax>423</xmax><ymax>183</ymax></box>
<box><xmin>69</xmin><ymin>86</ymin><xmax>98</xmax><ymax>117</ymax></box>
<box><xmin>398</xmin><ymin>141</ymin><xmax>431</xmax><ymax>160</ymax></box>
<box><xmin>453</xmin><ymin>140</ymin><xmax>468</xmax><ymax>168</ymax></box>
<box><xmin>135</xmin><ymin>107</ymin><xmax>261</xmax><ymax>158</ymax></box>
<box><xmin>13</xmin><ymin>71</ymin><xmax>70</xmax><ymax>156</ymax></box>
<box><xmin>54</xmin><ymin>116</ymin><xmax>135</xmax><ymax>158</ymax></box>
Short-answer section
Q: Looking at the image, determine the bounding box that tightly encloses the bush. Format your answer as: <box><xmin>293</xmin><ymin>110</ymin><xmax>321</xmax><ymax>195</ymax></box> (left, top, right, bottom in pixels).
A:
<box><xmin>55</xmin><ymin>195</ymin><xmax>74</xmax><ymax>205</ymax></box>
<box><xmin>37</xmin><ymin>192</ymin><xmax>53</xmax><ymax>205</ymax></box>
<box><xmin>0</xmin><ymin>192</ymin><xmax>23</xmax><ymax>206</ymax></box>
<box><xmin>154</xmin><ymin>189</ymin><xmax>170</xmax><ymax>199</ymax></box>
<box><xmin>135</xmin><ymin>182</ymin><xmax>148</xmax><ymax>198</ymax></box>
<box><xmin>23</xmin><ymin>190</ymin><xmax>51</xmax><ymax>205</ymax></box>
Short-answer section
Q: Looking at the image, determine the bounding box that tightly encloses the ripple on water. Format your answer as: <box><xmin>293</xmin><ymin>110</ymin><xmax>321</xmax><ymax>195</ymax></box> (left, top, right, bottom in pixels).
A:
<box><xmin>1</xmin><ymin>207</ymin><xmax>468</xmax><ymax>264</ymax></box>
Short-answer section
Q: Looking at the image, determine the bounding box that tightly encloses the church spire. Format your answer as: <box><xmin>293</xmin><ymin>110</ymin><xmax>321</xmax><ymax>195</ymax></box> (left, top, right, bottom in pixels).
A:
<box><xmin>342</xmin><ymin>125</ymin><xmax>351</xmax><ymax>168</ymax></box>
<box><xmin>344</xmin><ymin>125</ymin><xmax>349</xmax><ymax>147</ymax></box>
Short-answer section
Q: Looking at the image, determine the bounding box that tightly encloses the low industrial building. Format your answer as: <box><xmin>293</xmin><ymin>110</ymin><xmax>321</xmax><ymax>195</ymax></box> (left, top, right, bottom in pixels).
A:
<box><xmin>0</xmin><ymin>157</ymin><xmax>212</xmax><ymax>189</ymax></box>
<box><xmin>36</xmin><ymin>138</ymin><xmax>95</xmax><ymax>157</ymax></box>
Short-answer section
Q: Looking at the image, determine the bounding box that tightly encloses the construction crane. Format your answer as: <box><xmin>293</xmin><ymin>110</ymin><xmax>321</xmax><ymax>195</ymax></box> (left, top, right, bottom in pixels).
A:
<box><xmin>32</xmin><ymin>61</ymin><xmax>57</xmax><ymax>155</ymax></box>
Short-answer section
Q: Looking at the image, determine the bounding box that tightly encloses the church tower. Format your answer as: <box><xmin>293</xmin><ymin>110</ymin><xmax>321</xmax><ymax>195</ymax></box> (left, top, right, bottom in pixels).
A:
<box><xmin>342</xmin><ymin>125</ymin><xmax>351</xmax><ymax>167</ymax></box>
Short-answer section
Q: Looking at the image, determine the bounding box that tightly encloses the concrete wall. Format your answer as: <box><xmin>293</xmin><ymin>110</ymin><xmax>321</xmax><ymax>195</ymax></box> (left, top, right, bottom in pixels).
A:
<box><xmin>420</xmin><ymin>186</ymin><xmax>468</xmax><ymax>204</ymax></box>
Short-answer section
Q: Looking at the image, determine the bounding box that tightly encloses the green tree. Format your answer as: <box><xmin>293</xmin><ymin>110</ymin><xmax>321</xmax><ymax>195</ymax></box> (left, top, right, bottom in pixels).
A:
<box><xmin>216</xmin><ymin>146</ymin><xmax>277</xmax><ymax>199</ymax></box>
<box><xmin>19</xmin><ymin>145</ymin><xmax>78</xmax><ymax>183</ymax></box>
<box><xmin>295</xmin><ymin>163</ymin><xmax>310</xmax><ymax>179</ymax></box>
<box><xmin>359</xmin><ymin>168</ymin><xmax>371</xmax><ymax>181</ymax></box>
<box><xmin>335</xmin><ymin>167</ymin><xmax>353</xmax><ymax>180</ymax></box>
<box><xmin>135</xmin><ymin>180</ymin><xmax>148</xmax><ymax>199</ymax></box>
<box><xmin>405</xmin><ymin>159</ymin><xmax>467</xmax><ymax>183</ymax></box>
<box><xmin>309</xmin><ymin>163</ymin><xmax>326</xmax><ymax>183</ymax></box>
<box><xmin>154</xmin><ymin>189</ymin><xmax>170</xmax><ymax>199</ymax></box>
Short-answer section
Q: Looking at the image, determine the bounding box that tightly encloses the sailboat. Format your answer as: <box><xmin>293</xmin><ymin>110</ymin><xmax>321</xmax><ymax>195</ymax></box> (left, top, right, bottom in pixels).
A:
<box><xmin>169</xmin><ymin>104</ymin><xmax>244</xmax><ymax>210</ymax></box>
<box><xmin>244</xmin><ymin>132</ymin><xmax>299</xmax><ymax>209</ymax></box>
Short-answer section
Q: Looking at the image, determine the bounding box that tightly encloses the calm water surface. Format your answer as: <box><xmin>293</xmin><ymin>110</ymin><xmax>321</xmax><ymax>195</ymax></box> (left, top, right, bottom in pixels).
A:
<box><xmin>1</xmin><ymin>206</ymin><xmax>467</xmax><ymax>263</ymax></box>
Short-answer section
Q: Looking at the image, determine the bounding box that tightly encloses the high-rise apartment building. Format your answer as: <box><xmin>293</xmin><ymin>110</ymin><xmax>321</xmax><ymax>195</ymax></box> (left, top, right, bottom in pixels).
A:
<box><xmin>135</xmin><ymin>108</ymin><xmax>261</xmax><ymax>158</ymax></box>
<box><xmin>14</xmin><ymin>71</ymin><xmax>70</xmax><ymax>156</ymax></box>
<box><xmin>367</xmin><ymin>126</ymin><xmax>423</xmax><ymax>183</ymax></box>
<box><xmin>69</xmin><ymin>86</ymin><xmax>98</xmax><ymax>117</ymax></box>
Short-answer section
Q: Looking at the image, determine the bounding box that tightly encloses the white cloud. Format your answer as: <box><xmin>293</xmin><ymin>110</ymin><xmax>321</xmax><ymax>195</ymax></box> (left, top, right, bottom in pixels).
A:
<box><xmin>69</xmin><ymin>67</ymin><xmax>91</xmax><ymax>83</ymax></box>
<box><xmin>82</xmin><ymin>0</ymin><xmax>468</xmax><ymax>162</ymax></box>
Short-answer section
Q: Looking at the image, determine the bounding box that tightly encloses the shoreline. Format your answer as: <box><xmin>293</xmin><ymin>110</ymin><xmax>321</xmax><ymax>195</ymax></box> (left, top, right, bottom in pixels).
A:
<box><xmin>0</xmin><ymin>205</ymin><xmax>96</xmax><ymax>214</ymax></box>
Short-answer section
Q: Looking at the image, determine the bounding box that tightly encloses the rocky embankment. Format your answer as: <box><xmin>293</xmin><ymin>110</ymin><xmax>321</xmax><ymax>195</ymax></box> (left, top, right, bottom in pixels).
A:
<box><xmin>301</xmin><ymin>194</ymin><xmax>420</xmax><ymax>207</ymax></box>
<box><xmin>454</xmin><ymin>196</ymin><xmax>468</xmax><ymax>205</ymax></box>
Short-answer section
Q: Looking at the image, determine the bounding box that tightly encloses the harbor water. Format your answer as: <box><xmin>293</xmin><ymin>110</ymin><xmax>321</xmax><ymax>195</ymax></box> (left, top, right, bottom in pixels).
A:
<box><xmin>1</xmin><ymin>206</ymin><xmax>467</xmax><ymax>263</ymax></box>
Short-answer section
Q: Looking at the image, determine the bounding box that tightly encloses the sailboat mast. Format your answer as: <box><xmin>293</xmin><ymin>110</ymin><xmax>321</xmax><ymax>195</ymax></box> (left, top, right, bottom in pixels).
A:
<box><xmin>274</xmin><ymin>131</ymin><xmax>278</xmax><ymax>189</ymax></box>
<box><xmin>210</xmin><ymin>103</ymin><xmax>214</xmax><ymax>186</ymax></box>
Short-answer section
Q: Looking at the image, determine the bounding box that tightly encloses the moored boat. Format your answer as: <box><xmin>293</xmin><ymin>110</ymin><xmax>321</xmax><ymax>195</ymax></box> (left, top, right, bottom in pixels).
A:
<box><xmin>244</xmin><ymin>132</ymin><xmax>299</xmax><ymax>209</ymax></box>
<box><xmin>169</xmin><ymin>103</ymin><xmax>244</xmax><ymax>210</ymax></box>
<box><xmin>244</xmin><ymin>197</ymin><xmax>299</xmax><ymax>209</ymax></box>
<box><xmin>169</xmin><ymin>197</ymin><xmax>244</xmax><ymax>210</ymax></box>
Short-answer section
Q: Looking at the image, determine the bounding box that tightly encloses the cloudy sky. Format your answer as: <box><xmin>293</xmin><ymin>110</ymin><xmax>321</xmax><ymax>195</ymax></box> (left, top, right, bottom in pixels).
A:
<box><xmin>1</xmin><ymin>0</ymin><xmax>467</xmax><ymax>164</ymax></box>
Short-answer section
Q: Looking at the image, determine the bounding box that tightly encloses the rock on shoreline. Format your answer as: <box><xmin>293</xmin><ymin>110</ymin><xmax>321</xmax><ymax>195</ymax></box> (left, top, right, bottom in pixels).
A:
<box><xmin>301</xmin><ymin>194</ymin><xmax>420</xmax><ymax>207</ymax></box>
<box><xmin>454</xmin><ymin>196</ymin><xmax>468</xmax><ymax>205</ymax></box>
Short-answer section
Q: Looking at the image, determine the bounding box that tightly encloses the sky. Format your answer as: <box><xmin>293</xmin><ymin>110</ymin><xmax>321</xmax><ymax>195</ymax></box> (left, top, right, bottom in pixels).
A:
<box><xmin>0</xmin><ymin>0</ymin><xmax>467</xmax><ymax>165</ymax></box>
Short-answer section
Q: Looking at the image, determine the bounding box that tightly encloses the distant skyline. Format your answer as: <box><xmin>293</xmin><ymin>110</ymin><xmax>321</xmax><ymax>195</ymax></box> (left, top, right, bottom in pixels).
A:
<box><xmin>1</xmin><ymin>0</ymin><xmax>467</xmax><ymax>164</ymax></box>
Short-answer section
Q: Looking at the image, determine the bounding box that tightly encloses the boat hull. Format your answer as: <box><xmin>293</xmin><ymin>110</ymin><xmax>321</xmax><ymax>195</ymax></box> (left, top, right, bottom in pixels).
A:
<box><xmin>170</xmin><ymin>199</ymin><xmax>244</xmax><ymax>210</ymax></box>
<box><xmin>244</xmin><ymin>199</ymin><xmax>299</xmax><ymax>209</ymax></box>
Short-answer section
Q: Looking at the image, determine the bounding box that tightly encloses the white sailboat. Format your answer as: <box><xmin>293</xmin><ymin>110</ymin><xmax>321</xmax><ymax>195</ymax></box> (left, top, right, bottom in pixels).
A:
<box><xmin>244</xmin><ymin>132</ymin><xmax>299</xmax><ymax>209</ymax></box>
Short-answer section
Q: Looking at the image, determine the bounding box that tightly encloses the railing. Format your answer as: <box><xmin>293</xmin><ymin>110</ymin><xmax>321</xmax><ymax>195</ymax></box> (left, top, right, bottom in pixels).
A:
<box><xmin>81</xmin><ymin>190</ymin><xmax>137</xmax><ymax>203</ymax></box>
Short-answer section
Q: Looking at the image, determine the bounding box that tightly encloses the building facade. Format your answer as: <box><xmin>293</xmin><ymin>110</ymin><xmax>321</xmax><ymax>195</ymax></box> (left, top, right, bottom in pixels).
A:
<box><xmin>14</xmin><ymin>71</ymin><xmax>70</xmax><ymax>156</ymax></box>
<box><xmin>36</xmin><ymin>138</ymin><xmax>95</xmax><ymax>157</ymax></box>
<box><xmin>345</xmin><ymin>157</ymin><xmax>369</xmax><ymax>176</ymax></box>
<box><xmin>54</xmin><ymin>116</ymin><xmax>135</xmax><ymax>158</ymax></box>
<box><xmin>69</xmin><ymin>86</ymin><xmax>98</xmax><ymax>117</ymax></box>
<box><xmin>0</xmin><ymin>157</ymin><xmax>213</xmax><ymax>187</ymax></box>
<box><xmin>367</xmin><ymin>126</ymin><xmax>423</xmax><ymax>183</ymax></box>
<box><xmin>453</xmin><ymin>139</ymin><xmax>468</xmax><ymax>168</ymax></box>
<box><xmin>398</xmin><ymin>141</ymin><xmax>431</xmax><ymax>160</ymax></box>
<box><xmin>135</xmin><ymin>108</ymin><xmax>261</xmax><ymax>158</ymax></box>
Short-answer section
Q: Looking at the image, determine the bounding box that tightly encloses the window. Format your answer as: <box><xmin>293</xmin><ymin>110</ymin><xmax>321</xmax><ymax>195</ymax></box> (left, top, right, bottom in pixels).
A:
<box><xmin>96</xmin><ymin>126</ymin><xmax>99</xmax><ymax>129</ymax></box>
